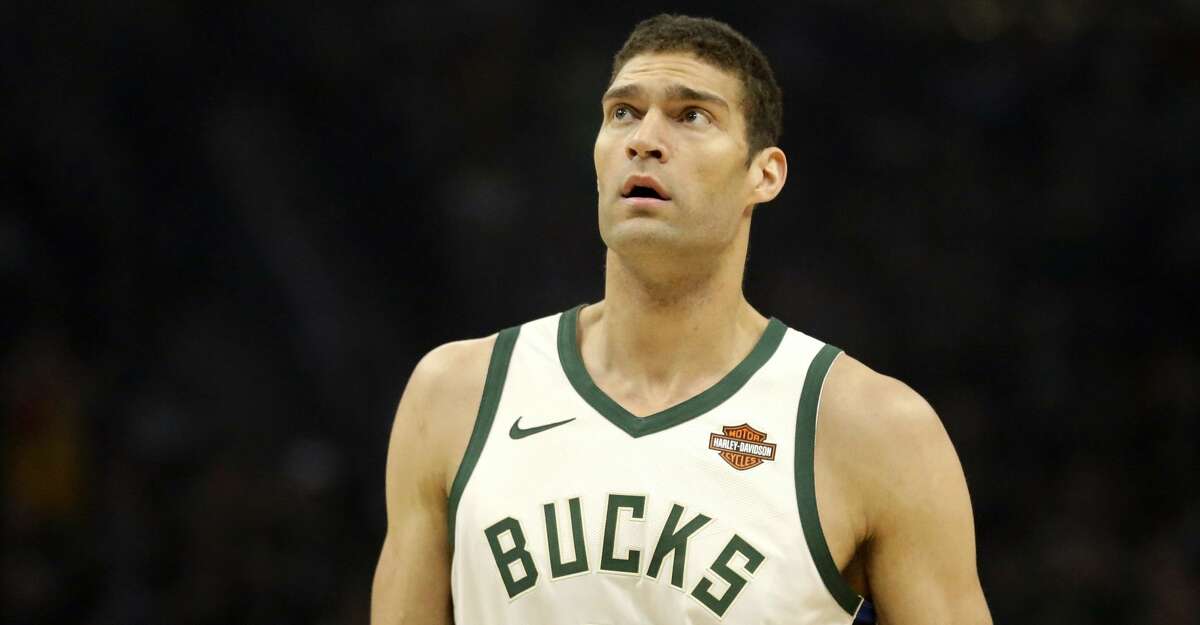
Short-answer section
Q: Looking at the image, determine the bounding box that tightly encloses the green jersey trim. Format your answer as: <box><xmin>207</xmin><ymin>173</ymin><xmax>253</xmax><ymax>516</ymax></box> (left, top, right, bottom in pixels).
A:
<box><xmin>794</xmin><ymin>343</ymin><xmax>865</xmax><ymax>617</ymax></box>
<box><xmin>447</xmin><ymin>325</ymin><xmax>521</xmax><ymax>545</ymax></box>
<box><xmin>556</xmin><ymin>304</ymin><xmax>786</xmax><ymax>439</ymax></box>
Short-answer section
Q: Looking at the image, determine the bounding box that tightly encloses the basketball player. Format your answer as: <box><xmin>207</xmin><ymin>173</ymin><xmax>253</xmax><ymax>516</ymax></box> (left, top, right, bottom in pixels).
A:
<box><xmin>372</xmin><ymin>14</ymin><xmax>991</xmax><ymax>625</ymax></box>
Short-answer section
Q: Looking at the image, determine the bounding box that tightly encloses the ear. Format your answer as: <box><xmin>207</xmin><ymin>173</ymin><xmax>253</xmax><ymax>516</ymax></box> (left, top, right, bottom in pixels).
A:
<box><xmin>747</xmin><ymin>147</ymin><xmax>787</xmax><ymax>207</ymax></box>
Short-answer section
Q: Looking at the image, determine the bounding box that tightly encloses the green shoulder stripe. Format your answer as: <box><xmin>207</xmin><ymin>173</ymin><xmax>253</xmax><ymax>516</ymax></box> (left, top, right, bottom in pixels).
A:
<box><xmin>447</xmin><ymin>325</ymin><xmax>521</xmax><ymax>546</ymax></box>
<box><xmin>794</xmin><ymin>343</ymin><xmax>865</xmax><ymax>617</ymax></box>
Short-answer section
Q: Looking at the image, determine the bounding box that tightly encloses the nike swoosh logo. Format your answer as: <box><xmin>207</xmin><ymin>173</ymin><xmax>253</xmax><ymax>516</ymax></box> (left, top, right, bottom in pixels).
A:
<box><xmin>509</xmin><ymin>417</ymin><xmax>576</xmax><ymax>439</ymax></box>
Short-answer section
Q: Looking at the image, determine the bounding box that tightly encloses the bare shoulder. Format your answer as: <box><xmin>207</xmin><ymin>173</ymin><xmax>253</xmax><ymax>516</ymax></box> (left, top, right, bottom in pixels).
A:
<box><xmin>818</xmin><ymin>353</ymin><xmax>990</xmax><ymax>623</ymax></box>
<box><xmin>819</xmin><ymin>353</ymin><xmax>958</xmax><ymax>512</ymax></box>
<box><xmin>820</xmin><ymin>353</ymin><xmax>944</xmax><ymax>455</ymax></box>
<box><xmin>405</xmin><ymin>335</ymin><xmax>497</xmax><ymax>406</ymax></box>
<box><xmin>391</xmin><ymin>335</ymin><xmax>499</xmax><ymax>495</ymax></box>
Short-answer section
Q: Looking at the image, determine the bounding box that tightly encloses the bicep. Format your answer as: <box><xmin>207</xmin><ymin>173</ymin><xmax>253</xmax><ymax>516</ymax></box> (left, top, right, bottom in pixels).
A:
<box><xmin>371</xmin><ymin>338</ymin><xmax>493</xmax><ymax>625</ymax></box>
<box><xmin>372</xmin><ymin>507</ymin><xmax>452</xmax><ymax>625</ymax></box>
<box><xmin>863</xmin><ymin>397</ymin><xmax>990</xmax><ymax>625</ymax></box>
<box><xmin>371</xmin><ymin>368</ymin><xmax>454</xmax><ymax>625</ymax></box>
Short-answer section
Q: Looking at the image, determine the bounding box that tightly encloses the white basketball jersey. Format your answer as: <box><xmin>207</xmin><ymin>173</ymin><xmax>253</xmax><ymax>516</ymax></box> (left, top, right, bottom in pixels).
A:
<box><xmin>448</xmin><ymin>306</ymin><xmax>865</xmax><ymax>624</ymax></box>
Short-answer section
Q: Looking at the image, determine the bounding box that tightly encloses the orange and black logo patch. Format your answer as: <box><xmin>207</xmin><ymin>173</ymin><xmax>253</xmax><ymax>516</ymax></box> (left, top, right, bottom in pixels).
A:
<box><xmin>708</xmin><ymin>423</ymin><xmax>777</xmax><ymax>470</ymax></box>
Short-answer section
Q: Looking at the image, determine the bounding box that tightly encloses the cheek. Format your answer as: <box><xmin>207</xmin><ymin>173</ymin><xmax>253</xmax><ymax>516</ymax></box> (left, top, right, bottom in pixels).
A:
<box><xmin>593</xmin><ymin>133</ymin><xmax>618</xmax><ymax>187</ymax></box>
<box><xmin>592</xmin><ymin>140</ymin><xmax>602</xmax><ymax>181</ymax></box>
<box><xmin>687</xmin><ymin>151</ymin><xmax>750</xmax><ymax>236</ymax></box>
<box><xmin>693</xmin><ymin>147</ymin><xmax>746</xmax><ymax>201</ymax></box>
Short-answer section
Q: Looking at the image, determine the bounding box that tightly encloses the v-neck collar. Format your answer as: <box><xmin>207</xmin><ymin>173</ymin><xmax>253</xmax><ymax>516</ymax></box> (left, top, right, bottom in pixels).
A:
<box><xmin>556</xmin><ymin>304</ymin><xmax>787</xmax><ymax>438</ymax></box>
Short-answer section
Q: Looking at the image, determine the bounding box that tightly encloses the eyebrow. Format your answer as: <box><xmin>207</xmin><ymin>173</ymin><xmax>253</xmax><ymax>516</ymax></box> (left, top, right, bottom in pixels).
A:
<box><xmin>601</xmin><ymin>83</ymin><xmax>730</xmax><ymax>112</ymax></box>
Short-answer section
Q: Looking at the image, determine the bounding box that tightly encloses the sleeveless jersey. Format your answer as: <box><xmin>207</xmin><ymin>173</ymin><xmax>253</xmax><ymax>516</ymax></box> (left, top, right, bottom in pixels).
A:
<box><xmin>448</xmin><ymin>306</ymin><xmax>866</xmax><ymax>624</ymax></box>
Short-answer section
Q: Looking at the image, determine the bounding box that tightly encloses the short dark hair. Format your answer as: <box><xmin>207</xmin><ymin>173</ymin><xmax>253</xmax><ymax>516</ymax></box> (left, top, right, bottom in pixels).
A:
<box><xmin>609</xmin><ymin>14</ymin><xmax>783</xmax><ymax>163</ymax></box>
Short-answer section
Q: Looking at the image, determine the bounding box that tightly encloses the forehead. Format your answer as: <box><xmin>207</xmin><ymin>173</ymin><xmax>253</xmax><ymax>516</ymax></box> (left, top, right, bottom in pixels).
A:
<box><xmin>609</xmin><ymin>52</ymin><xmax>743</xmax><ymax>105</ymax></box>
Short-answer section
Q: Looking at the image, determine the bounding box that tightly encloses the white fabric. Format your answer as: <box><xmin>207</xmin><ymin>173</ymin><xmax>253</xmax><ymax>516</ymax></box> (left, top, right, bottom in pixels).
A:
<box><xmin>450</xmin><ymin>312</ymin><xmax>854</xmax><ymax>624</ymax></box>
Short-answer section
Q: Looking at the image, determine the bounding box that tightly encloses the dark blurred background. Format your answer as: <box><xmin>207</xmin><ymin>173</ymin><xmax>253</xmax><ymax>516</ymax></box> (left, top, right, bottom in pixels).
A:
<box><xmin>3</xmin><ymin>1</ymin><xmax>1198</xmax><ymax>623</ymax></box>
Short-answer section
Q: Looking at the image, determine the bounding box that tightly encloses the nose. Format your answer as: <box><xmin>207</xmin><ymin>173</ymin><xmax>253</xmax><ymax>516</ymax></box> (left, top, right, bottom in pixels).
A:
<box><xmin>625</xmin><ymin>111</ymin><xmax>670</xmax><ymax>162</ymax></box>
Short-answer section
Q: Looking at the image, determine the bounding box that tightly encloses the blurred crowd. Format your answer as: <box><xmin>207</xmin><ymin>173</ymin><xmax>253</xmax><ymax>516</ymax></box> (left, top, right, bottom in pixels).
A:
<box><xmin>3</xmin><ymin>2</ymin><xmax>1198</xmax><ymax>624</ymax></box>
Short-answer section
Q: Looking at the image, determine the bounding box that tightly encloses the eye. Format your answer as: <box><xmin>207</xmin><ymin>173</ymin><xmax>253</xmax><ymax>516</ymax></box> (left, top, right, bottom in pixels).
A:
<box><xmin>611</xmin><ymin>105</ymin><xmax>636</xmax><ymax>122</ymax></box>
<box><xmin>681</xmin><ymin>108</ymin><xmax>712</xmax><ymax>126</ymax></box>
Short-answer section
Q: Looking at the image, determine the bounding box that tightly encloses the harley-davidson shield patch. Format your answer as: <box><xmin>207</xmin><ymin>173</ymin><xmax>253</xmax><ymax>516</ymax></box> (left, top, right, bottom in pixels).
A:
<box><xmin>708</xmin><ymin>423</ymin><xmax>777</xmax><ymax>470</ymax></box>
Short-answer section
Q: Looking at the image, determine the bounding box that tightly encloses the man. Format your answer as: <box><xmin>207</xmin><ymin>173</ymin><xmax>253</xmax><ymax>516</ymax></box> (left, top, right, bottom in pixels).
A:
<box><xmin>372</xmin><ymin>14</ymin><xmax>991</xmax><ymax>625</ymax></box>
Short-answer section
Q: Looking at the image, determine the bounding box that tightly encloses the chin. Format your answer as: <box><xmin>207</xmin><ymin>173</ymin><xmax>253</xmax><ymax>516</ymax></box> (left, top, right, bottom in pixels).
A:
<box><xmin>603</xmin><ymin>219</ymin><xmax>687</xmax><ymax>255</ymax></box>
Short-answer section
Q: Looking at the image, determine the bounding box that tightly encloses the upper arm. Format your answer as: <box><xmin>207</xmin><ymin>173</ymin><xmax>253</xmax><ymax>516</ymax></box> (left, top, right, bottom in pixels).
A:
<box><xmin>822</xmin><ymin>357</ymin><xmax>991</xmax><ymax>625</ymax></box>
<box><xmin>371</xmin><ymin>336</ymin><xmax>495</xmax><ymax>625</ymax></box>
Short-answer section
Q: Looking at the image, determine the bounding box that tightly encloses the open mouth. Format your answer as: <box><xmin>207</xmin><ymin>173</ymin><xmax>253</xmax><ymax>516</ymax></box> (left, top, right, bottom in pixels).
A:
<box><xmin>620</xmin><ymin>176</ymin><xmax>671</xmax><ymax>201</ymax></box>
<box><xmin>623</xmin><ymin>185</ymin><xmax>667</xmax><ymax>200</ymax></box>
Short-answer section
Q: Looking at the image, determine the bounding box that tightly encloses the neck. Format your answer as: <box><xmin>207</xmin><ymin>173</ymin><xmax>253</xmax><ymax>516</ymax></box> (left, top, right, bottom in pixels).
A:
<box><xmin>579</xmin><ymin>230</ymin><xmax>769</xmax><ymax>413</ymax></box>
